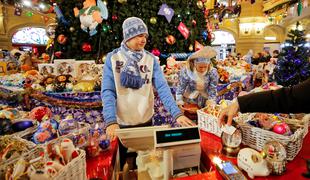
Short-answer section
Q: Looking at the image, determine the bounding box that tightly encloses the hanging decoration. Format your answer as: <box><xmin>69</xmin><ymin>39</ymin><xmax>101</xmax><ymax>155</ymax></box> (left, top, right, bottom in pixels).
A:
<box><xmin>150</xmin><ymin>17</ymin><xmax>157</xmax><ymax>24</ymax></box>
<box><xmin>194</xmin><ymin>41</ymin><xmax>204</xmax><ymax>51</ymax></box>
<box><xmin>297</xmin><ymin>0</ymin><xmax>303</xmax><ymax>16</ymax></box>
<box><xmin>82</xmin><ymin>42</ymin><xmax>92</xmax><ymax>52</ymax></box>
<box><xmin>158</xmin><ymin>3</ymin><xmax>174</xmax><ymax>23</ymax></box>
<box><xmin>177</xmin><ymin>22</ymin><xmax>190</xmax><ymax>39</ymax></box>
<box><xmin>14</xmin><ymin>7</ymin><xmax>22</xmax><ymax>16</ymax></box>
<box><xmin>151</xmin><ymin>48</ymin><xmax>161</xmax><ymax>57</ymax></box>
<box><xmin>197</xmin><ymin>1</ymin><xmax>204</xmax><ymax>9</ymax></box>
<box><xmin>26</xmin><ymin>11</ymin><xmax>33</xmax><ymax>17</ymax></box>
<box><xmin>43</xmin><ymin>16</ymin><xmax>49</xmax><ymax>23</ymax></box>
<box><xmin>73</xmin><ymin>0</ymin><xmax>108</xmax><ymax>36</ymax></box>
<box><xmin>54</xmin><ymin>4</ymin><xmax>69</xmax><ymax>26</ymax></box>
<box><xmin>165</xmin><ymin>35</ymin><xmax>176</xmax><ymax>45</ymax></box>
<box><xmin>57</xmin><ymin>34</ymin><xmax>67</xmax><ymax>44</ymax></box>
<box><xmin>188</xmin><ymin>44</ymin><xmax>194</xmax><ymax>51</ymax></box>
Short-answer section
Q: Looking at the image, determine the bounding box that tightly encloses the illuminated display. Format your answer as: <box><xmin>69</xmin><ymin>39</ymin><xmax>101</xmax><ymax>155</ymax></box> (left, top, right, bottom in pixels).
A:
<box><xmin>156</xmin><ymin>127</ymin><xmax>200</xmax><ymax>144</ymax></box>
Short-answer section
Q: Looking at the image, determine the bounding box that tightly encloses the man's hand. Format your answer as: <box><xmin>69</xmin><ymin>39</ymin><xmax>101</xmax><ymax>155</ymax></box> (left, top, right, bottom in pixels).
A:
<box><xmin>106</xmin><ymin>124</ymin><xmax>120</xmax><ymax>141</ymax></box>
<box><xmin>176</xmin><ymin>115</ymin><xmax>196</xmax><ymax>127</ymax></box>
<box><xmin>218</xmin><ymin>100</ymin><xmax>240</xmax><ymax>126</ymax></box>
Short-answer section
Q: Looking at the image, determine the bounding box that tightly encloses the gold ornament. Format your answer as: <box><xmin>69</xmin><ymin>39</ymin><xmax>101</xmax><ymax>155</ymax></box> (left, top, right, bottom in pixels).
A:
<box><xmin>197</xmin><ymin>1</ymin><xmax>204</xmax><ymax>9</ymax></box>
<box><xmin>150</xmin><ymin>17</ymin><xmax>157</xmax><ymax>24</ymax></box>
<box><xmin>189</xmin><ymin>44</ymin><xmax>193</xmax><ymax>51</ymax></box>
<box><xmin>118</xmin><ymin>0</ymin><xmax>127</xmax><ymax>4</ymax></box>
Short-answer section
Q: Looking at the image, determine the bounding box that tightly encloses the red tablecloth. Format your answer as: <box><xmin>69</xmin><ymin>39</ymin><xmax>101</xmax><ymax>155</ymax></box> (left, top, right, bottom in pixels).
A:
<box><xmin>85</xmin><ymin>130</ymin><xmax>310</xmax><ymax>180</ymax></box>
<box><xmin>86</xmin><ymin>140</ymin><xmax>118</xmax><ymax>180</ymax></box>
<box><xmin>200</xmin><ymin>130</ymin><xmax>310</xmax><ymax>180</ymax></box>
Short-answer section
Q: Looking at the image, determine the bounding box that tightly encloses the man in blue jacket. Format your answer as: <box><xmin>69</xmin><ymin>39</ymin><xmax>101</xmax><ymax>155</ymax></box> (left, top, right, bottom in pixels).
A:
<box><xmin>101</xmin><ymin>17</ymin><xmax>194</xmax><ymax>169</ymax></box>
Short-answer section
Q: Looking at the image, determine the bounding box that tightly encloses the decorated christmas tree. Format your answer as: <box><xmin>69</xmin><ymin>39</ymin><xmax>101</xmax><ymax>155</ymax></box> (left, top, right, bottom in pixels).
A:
<box><xmin>274</xmin><ymin>22</ymin><xmax>310</xmax><ymax>87</ymax></box>
<box><xmin>52</xmin><ymin>0</ymin><xmax>211</xmax><ymax>61</ymax></box>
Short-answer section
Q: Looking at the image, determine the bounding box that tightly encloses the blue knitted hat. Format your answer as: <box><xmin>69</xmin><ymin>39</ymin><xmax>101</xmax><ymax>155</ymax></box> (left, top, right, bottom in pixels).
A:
<box><xmin>122</xmin><ymin>17</ymin><xmax>148</xmax><ymax>42</ymax></box>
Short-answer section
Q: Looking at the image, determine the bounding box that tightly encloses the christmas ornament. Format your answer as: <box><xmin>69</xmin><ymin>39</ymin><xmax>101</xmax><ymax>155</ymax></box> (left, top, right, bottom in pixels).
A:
<box><xmin>158</xmin><ymin>3</ymin><xmax>174</xmax><ymax>23</ymax></box>
<box><xmin>166</xmin><ymin>35</ymin><xmax>176</xmax><ymax>45</ymax></box>
<box><xmin>12</xmin><ymin>120</ymin><xmax>34</xmax><ymax>132</ymax></box>
<box><xmin>99</xmin><ymin>135</ymin><xmax>110</xmax><ymax>150</ymax></box>
<box><xmin>237</xmin><ymin>148</ymin><xmax>271</xmax><ymax>179</ymax></box>
<box><xmin>14</xmin><ymin>7</ymin><xmax>22</xmax><ymax>16</ymax></box>
<box><xmin>41</xmin><ymin>4</ymin><xmax>52</xmax><ymax>14</ymax></box>
<box><xmin>57</xmin><ymin>34</ymin><xmax>67</xmax><ymax>45</ymax></box>
<box><xmin>112</xmin><ymin>15</ymin><xmax>118</xmax><ymax>21</ymax></box>
<box><xmin>272</xmin><ymin>122</ymin><xmax>290</xmax><ymax>135</ymax></box>
<box><xmin>58</xmin><ymin>115</ymin><xmax>78</xmax><ymax>135</ymax></box>
<box><xmin>197</xmin><ymin>1</ymin><xmax>204</xmax><ymax>9</ymax></box>
<box><xmin>102</xmin><ymin>25</ymin><xmax>109</xmax><ymax>33</ymax></box>
<box><xmin>151</xmin><ymin>48</ymin><xmax>161</xmax><ymax>56</ymax></box>
<box><xmin>29</xmin><ymin>106</ymin><xmax>52</xmax><ymax>122</ymax></box>
<box><xmin>26</xmin><ymin>11</ymin><xmax>33</xmax><ymax>17</ymax></box>
<box><xmin>150</xmin><ymin>17</ymin><xmax>157</xmax><ymax>24</ymax></box>
<box><xmin>178</xmin><ymin>22</ymin><xmax>190</xmax><ymax>39</ymax></box>
<box><xmin>194</xmin><ymin>41</ymin><xmax>203</xmax><ymax>51</ymax></box>
<box><xmin>202</xmin><ymin>31</ymin><xmax>208</xmax><ymax>40</ymax></box>
<box><xmin>204</xmin><ymin>9</ymin><xmax>209</xmax><ymax>17</ymax></box>
<box><xmin>191</xmin><ymin>19</ymin><xmax>197</xmax><ymax>26</ymax></box>
<box><xmin>69</xmin><ymin>27</ymin><xmax>75</xmax><ymax>32</ymax></box>
<box><xmin>73</xmin><ymin>0</ymin><xmax>108</xmax><ymax>36</ymax></box>
<box><xmin>82</xmin><ymin>43</ymin><xmax>92</xmax><ymax>52</ymax></box>
<box><xmin>188</xmin><ymin>44</ymin><xmax>193</xmax><ymax>51</ymax></box>
<box><xmin>118</xmin><ymin>0</ymin><xmax>127</xmax><ymax>3</ymax></box>
<box><xmin>55</xmin><ymin>51</ymin><xmax>62</xmax><ymax>58</ymax></box>
<box><xmin>33</xmin><ymin>121</ymin><xmax>57</xmax><ymax>144</ymax></box>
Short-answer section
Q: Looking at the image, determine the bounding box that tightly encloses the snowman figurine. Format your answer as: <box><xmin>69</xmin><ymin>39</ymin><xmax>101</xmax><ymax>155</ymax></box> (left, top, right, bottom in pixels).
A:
<box><xmin>73</xmin><ymin>0</ymin><xmax>108</xmax><ymax>36</ymax></box>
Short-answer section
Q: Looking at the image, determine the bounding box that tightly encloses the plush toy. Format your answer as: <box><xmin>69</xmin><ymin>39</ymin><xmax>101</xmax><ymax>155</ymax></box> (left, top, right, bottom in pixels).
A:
<box><xmin>60</xmin><ymin>138</ymin><xmax>79</xmax><ymax>164</ymax></box>
<box><xmin>73</xmin><ymin>0</ymin><xmax>108</xmax><ymax>36</ymax></box>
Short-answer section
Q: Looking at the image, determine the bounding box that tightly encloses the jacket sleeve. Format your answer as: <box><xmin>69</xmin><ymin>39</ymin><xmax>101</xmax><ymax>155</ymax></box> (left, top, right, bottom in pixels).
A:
<box><xmin>152</xmin><ymin>58</ymin><xmax>183</xmax><ymax>120</ymax></box>
<box><xmin>238</xmin><ymin>78</ymin><xmax>310</xmax><ymax>114</ymax></box>
<box><xmin>176</xmin><ymin>68</ymin><xmax>187</xmax><ymax>103</ymax></box>
<box><xmin>207</xmin><ymin>68</ymin><xmax>218</xmax><ymax>100</ymax></box>
<box><xmin>101</xmin><ymin>52</ymin><xmax>118</xmax><ymax>127</ymax></box>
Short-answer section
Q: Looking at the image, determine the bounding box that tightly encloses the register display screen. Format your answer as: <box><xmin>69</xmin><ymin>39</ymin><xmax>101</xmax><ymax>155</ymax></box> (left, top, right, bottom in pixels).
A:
<box><xmin>156</xmin><ymin>127</ymin><xmax>200</xmax><ymax>144</ymax></box>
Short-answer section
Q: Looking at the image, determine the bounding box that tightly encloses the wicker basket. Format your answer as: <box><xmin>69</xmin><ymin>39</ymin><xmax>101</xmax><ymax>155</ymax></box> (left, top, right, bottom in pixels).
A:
<box><xmin>45</xmin><ymin>135</ymin><xmax>87</xmax><ymax>180</ymax></box>
<box><xmin>0</xmin><ymin>135</ymin><xmax>36</xmax><ymax>178</ymax></box>
<box><xmin>197</xmin><ymin>108</ymin><xmax>222</xmax><ymax>137</ymax></box>
<box><xmin>234</xmin><ymin>113</ymin><xmax>309</xmax><ymax>161</ymax></box>
<box><xmin>0</xmin><ymin>144</ymin><xmax>86</xmax><ymax>180</ymax></box>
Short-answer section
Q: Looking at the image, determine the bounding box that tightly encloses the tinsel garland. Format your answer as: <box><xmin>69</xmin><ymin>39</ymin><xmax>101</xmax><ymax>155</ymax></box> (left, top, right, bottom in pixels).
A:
<box><xmin>30</xmin><ymin>91</ymin><xmax>102</xmax><ymax>109</ymax></box>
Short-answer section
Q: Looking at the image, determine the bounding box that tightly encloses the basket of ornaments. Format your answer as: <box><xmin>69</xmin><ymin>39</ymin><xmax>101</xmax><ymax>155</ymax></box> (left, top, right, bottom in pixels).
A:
<box><xmin>197</xmin><ymin>100</ymin><xmax>232</xmax><ymax>137</ymax></box>
<box><xmin>1</xmin><ymin>135</ymin><xmax>86</xmax><ymax>180</ymax></box>
<box><xmin>234</xmin><ymin>113</ymin><xmax>309</xmax><ymax>161</ymax></box>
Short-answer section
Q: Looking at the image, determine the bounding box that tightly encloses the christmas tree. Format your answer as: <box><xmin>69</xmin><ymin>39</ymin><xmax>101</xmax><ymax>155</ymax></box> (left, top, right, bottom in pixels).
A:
<box><xmin>52</xmin><ymin>0</ymin><xmax>211</xmax><ymax>61</ymax></box>
<box><xmin>274</xmin><ymin>22</ymin><xmax>310</xmax><ymax>87</ymax></box>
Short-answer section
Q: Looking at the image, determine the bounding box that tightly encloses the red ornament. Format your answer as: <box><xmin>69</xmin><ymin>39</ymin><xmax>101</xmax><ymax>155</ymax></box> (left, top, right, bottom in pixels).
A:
<box><xmin>112</xmin><ymin>15</ymin><xmax>118</xmax><ymax>21</ymax></box>
<box><xmin>272</xmin><ymin>123</ymin><xmax>287</xmax><ymax>135</ymax></box>
<box><xmin>55</xmin><ymin>51</ymin><xmax>62</xmax><ymax>58</ymax></box>
<box><xmin>151</xmin><ymin>48</ymin><xmax>161</xmax><ymax>56</ymax></box>
<box><xmin>57</xmin><ymin>34</ymin><xmax>67</xmax><ymax>45</ymax></box>
<box><xmin>192</xmin><ymin>20</ymin><xmax>197</xmax><ymax>26</ymax></box>
<box><xmin>82</xmin><ymin>43</ymin><xmax>92</xmax><ymax>52</ymax></box>
<box><xmin>29</xmin><ymin>106</ymin><xmax>52</xmax><ymax>122</ymax></box>
<box><xmin>166</xmin><ymin>35</ymin><xmax>176</xmax><ymax>45</ymax></box>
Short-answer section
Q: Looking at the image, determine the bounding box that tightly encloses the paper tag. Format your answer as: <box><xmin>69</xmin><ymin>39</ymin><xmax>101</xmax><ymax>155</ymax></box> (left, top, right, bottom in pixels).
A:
<box><xmin>221</xmin><ymin>125</ymin><xmax>236</xmax><ymax>135</ymax></box>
